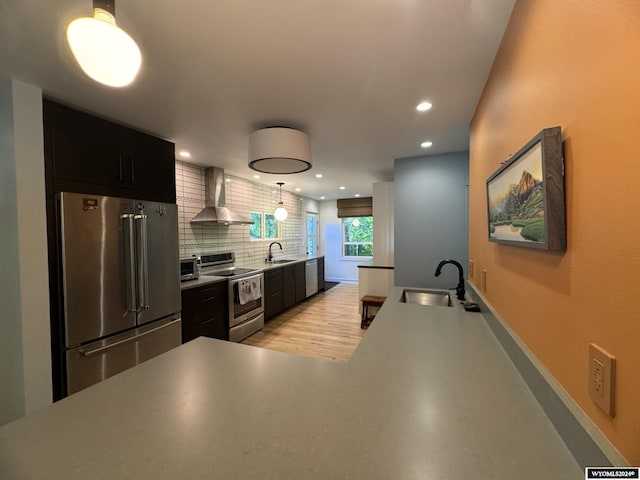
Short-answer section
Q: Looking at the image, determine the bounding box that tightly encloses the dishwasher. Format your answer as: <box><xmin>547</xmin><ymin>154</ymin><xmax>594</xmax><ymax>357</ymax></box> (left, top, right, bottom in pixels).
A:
<box><xmin>305</xmin><ymin>259</ymin><xmax>318</xmax><ymax>297</ymax></box>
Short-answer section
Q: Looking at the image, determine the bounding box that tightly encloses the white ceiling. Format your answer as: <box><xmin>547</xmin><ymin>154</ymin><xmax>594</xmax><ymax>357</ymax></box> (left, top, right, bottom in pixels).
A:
<box><xmin>0</xmin><ymin>0</ymin><xmax>515</xmax><ymax>200</ymax></box>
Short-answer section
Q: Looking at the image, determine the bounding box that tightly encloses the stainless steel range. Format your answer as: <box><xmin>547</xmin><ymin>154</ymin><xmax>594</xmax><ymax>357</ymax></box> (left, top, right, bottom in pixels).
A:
<box><xmin>200</xmin><ymin>252</ymin><xmax>264</xmax><ymax>342</ymax></box>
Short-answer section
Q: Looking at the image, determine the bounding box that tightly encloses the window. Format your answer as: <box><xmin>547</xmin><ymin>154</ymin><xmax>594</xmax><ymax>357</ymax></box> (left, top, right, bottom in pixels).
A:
<box><xmin>250</xmin><ymin>212</ymin><xmax>279</xmax><ymax>240</ymax></box>
<box><xmin>249</xmin><ymin>212</ymin><xmax>263</xmax><ymax>240</ymax></box>
<box><xmin>264</xmin><ymin>213</ymin><xmax>278</xmax><ymax>239</ymax></box>
<box><xmin>306</xmin><ymin>212</ymin><xmax>318</xmax><ymax>255</ymax></box>
<box><xmin>342</xmin><ymin>216</ymin><xmax>373</xmax><ymax>257</ymax></box>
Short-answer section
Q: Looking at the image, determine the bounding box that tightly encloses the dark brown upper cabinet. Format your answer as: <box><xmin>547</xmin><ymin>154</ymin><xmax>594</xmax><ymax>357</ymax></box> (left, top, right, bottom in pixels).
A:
<box><xmin>43</xmin><ymin>99</ymin><xmax>175</xmax><ymax>203</ymax></box>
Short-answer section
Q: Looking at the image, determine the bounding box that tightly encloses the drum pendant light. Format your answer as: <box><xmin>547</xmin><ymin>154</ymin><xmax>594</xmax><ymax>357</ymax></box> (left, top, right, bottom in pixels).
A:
<box><xmin>66</xmin><ymin>0</ymin><xmax>142</xmax><ymax>87</ymax></box>
<box><xmin>249</xmin><ymin>127</ymin><xmax>312</xmax><ymax>174</ymax></box>
<box><xmin>274</xmin><ymin>182</ymin><xmax>288</xmax><ymax>221</ymax></box>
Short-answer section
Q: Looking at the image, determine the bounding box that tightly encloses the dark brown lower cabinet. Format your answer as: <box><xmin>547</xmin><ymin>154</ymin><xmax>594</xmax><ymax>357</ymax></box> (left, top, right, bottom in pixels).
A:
<box><xmin>282</xmin><ymin>264</ymin><xmax>296</xmax><ymax>310</ymax></box>
<box><xmin>264</xmin><ymin>268</ymin><xmax>284</xmax><ymax>319</ymax></box>
<box><xmin>181</xmin><ymin>281</ymin><xmax>229</xmax><ymax>343</ymax></box>
<box><xmin>317</xmin><ymin>256</ymin><xmax>325</xmax><ymax>291</ymax></box>
<box><xmin>294</xmin><ymin>262</ymin><xmax>306</xmax><ymax>303</ymax></box>
<box><xmin>265</xmin><ymin>258</ymin><xmax>323</xmax><ymax>321</ymax></box>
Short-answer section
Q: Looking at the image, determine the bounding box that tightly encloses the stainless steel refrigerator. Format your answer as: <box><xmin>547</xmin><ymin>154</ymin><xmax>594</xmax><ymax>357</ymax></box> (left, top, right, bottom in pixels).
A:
<box><xmin>59</xmin><ymin>192</ymin><xmax>181</xmax><ymax>395</ymax></box>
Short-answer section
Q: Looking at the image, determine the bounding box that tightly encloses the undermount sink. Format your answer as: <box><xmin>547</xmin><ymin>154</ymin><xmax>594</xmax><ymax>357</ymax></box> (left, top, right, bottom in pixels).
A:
<box><xmin>269</xmin><ymin>259</ymin><xmax>296</xmax><ymax>264</ymax></box>
<box><xmin>400</xmin><ymin>289</ymin><xmax>453</xmax><ymax>307</ymax></box>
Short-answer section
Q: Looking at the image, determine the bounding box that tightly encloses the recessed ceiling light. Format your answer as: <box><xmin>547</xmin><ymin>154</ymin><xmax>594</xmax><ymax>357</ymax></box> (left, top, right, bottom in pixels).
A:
<box><xmin>315</xmin><ymin>174</ymin><xmax>323</xmax><ymax>178</ymax></box>
<box><xmin>421</xmin><ymin>141</ymin><xmax>433</xmax><ymax>148</ymax></box>
<box><xmin>354</xmin><ymin>194</ymin><xmax>360</xmax><ymax>197</ymax></box>
<box><xmin>178</xmin><ymin>150</ymin><xmax>191</xmax><ymax>159</ymax></box>
<box><xmin>416</xmin><ymin>101</ymin><xmax>432</xmax><ymax>112</ymax></box>
<box><xmin>339</xmin><ymin>186</ymin><xmax>346</xmax><ymax>190</ymax></box>
<box><xmin>253</xmin><ymin>174</ymin><xmax>261</xmax><ymax>179</ymax></box>
<box><xmin>295</xmin><ymin>187</ymin><xmax>301</xmax><ymax>192</ymax></box>
<box><xmin>320</xmin><ymin>196</ymin><xmax>325</xmax><ymax>200</ymax></box>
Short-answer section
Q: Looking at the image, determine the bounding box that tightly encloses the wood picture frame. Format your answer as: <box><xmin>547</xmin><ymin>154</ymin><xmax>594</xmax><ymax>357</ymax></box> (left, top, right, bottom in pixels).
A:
<box><xmin>486</xmin><ymin>126</ymin><xmax>566</xmax><ymax>251</ymax></box>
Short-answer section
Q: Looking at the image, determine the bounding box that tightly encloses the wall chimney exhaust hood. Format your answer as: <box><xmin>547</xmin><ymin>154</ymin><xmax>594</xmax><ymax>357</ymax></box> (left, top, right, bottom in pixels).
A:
<box><xmin>190</xmin><ymin>167</ymin><xmax>254</xmax><ymax>225</ymax></box>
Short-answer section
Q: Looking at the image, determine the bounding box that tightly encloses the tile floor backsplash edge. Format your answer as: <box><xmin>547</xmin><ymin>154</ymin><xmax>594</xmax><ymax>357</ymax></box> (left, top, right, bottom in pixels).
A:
<box><xmin>466</xmin><ymin>281</ymin><xmax>627</xmax><ymax>469</ymax></box>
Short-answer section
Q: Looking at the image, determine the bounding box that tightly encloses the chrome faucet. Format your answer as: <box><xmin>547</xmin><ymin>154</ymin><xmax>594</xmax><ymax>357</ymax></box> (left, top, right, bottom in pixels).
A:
<box><xmin>434</xmin><ymin>259</ymin><xmax>466</xmax><ymax>301</ymax></box>
<box><xmin>267</xmin><ymin>242</ymin><xmax>282</xmax><ymax>262</ymax></box>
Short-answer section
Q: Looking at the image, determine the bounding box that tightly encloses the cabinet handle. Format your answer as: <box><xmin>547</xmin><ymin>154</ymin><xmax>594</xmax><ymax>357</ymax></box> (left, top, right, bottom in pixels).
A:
<box><xmin>200</xmin><ymin>317</ymin><xmax>218</xmax><ymax>325</ymax></box>
<box><xmin>79</xmin><ymin>319</ymin><xmax>180</xmax><ymax>357</ymax></box>
<box><xmin>199</xmin><ymin>286</ymin><xmax>222</xmax><ymax>296</ymax></box>
<box><xmin>130</xmin><ymin>157</ymin><xmax>135</xmax><ymax>182</ymax></box>
<box><xmin>199</xmin><ymin>296</ymin><xmax>219</xmax><ymax>303</ymax></box>
<box><xmin>119</xmin><ymin>154</ymin><xmax>123</xmax><ymax>181</ymax></box>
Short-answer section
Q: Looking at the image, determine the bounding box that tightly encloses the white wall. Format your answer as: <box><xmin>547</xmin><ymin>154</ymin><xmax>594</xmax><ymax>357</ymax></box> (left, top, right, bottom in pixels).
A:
<box><xmin>301</xmin><ymin>198</ymin><xmax>319</xmax><ymax>216</ymax></box>
<box><xmin>319</xmin><ymin>200</ymin><xmax>362</xmax><ymax>282</ymax></box>
<box><xmin>0</xmin><ymin>78</ymin><xmax>52</xmax><ymax>426</ymax></box>
<box><xmin>372</xmin><ymin>182</ymin><xmax>394</xmax><ymax>266</ymax></box>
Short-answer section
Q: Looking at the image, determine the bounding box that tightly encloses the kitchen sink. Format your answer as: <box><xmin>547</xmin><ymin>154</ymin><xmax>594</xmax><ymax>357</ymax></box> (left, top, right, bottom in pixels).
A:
<box><xmin>400</xmin><ymin>289</ymin><xmax>453</xmax><ymax>307</ymax></box>
<box><xmin>269</xmin><ymin>259</ymin><xmax>296</xmax><ymax>264</ymax></box>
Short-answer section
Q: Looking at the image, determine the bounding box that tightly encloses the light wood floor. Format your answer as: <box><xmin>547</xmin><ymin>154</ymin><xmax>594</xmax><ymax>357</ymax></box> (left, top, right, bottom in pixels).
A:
<box><xmin>242</xmin><ymin>283</ymin><xmax>366</xmax><ymax>363</ymax></box>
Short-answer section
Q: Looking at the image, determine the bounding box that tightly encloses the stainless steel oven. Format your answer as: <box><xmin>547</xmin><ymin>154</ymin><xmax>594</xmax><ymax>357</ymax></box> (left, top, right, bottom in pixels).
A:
<box><xmin>228</xmin><ymin>272</ymin><xmax>264</xmax><ymax>342</ymax></box>
<box><xmin>199</xmin><ymin>251</ymin><xmax>264</xmax><ymax>342</ymax></box>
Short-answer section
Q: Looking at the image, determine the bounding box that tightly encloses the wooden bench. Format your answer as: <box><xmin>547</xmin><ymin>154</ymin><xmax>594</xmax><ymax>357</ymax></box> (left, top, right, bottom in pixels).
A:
<box><xmin>360</xmin><ymin>295</ymin><xmax>386</xmax><ymax>329</ymax></box>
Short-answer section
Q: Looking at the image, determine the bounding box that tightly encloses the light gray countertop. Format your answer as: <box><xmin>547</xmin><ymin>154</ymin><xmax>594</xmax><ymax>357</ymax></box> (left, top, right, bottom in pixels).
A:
<box><xmin>242</xmin><ymin>254</ymin><xmax>324</xmax><ymax>271</ymax></box>
<box><xmin>0</xmin><ymin>286</ymin><xmax>581</xmax><ymax>479</ymax></box>
<box><xmin>180</xmin><ymin>255</ymin><xmax>324</xmax><ymax>290</ymax></box>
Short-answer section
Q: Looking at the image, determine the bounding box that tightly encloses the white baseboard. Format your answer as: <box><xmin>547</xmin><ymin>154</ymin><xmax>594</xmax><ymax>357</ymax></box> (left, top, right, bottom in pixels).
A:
<box><xmin>324</xmin><ymin>277</ymin><xmax>358</xmax><ymax>284</ymax></box>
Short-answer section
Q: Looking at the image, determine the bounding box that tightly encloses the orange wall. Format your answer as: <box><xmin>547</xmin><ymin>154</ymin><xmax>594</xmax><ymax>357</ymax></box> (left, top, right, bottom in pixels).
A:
<box><xmin>469</xmin><ymin>0</ymin><xmax>640</xmax><ymax>464</ymax></box>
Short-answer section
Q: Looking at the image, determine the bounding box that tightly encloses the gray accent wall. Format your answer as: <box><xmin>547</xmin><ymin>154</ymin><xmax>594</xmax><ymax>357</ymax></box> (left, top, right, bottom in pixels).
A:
<box><xmin>0</xmin><ymin>78</ymin><xmax>52</xmax><ymax>426</ymax></box>
<box><xmin>394</xmin><ymin>151</ymin><xmax>469</xmax><ymax>289</ymax></box>
<box><xmin>0</xmin><ymin>77</ymin><xmax>26</xmax><ymax>425</ymax></box>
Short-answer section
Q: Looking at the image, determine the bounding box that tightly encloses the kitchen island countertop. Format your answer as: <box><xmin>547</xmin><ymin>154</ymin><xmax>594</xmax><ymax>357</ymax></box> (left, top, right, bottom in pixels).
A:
<box><xmin>0</xmin><ymin>286</ymin><xmax>581</xmax><ymax>479</ymax></box>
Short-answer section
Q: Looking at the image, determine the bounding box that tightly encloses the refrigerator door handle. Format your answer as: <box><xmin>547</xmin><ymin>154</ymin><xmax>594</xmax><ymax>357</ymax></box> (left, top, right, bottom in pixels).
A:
<box><xmin>121</xmin><ymin>214</ymin><xmax>137</xmax><ymax>313</ymax></box>
<box><xmin>78</xmin><ymin>318</ymin><xmax>181</xmax><ymax>357</ymax></box>
<box><xmin>135</xmin><ymin>214</ymin><xmax>150</xmax><ymax>311</ymax></box>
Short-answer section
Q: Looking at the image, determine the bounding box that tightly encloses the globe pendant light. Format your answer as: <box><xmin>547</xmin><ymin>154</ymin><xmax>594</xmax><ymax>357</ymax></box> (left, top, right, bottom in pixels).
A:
<box><xmin>66</xmin><ymin>0</ymin><xmax>142</xmax><ymax>87</ymax></box>
<box><xmin>274</xmin><ymin>182</ymin><xmax>288</xmax><ymax>221</ymax></box>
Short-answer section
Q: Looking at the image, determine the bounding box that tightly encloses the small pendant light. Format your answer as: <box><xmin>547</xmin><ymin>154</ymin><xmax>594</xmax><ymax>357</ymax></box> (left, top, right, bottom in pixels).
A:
<box><xmin>66</xmin><ymin>0</ymin><xmax>142</xmax><ymax>87</ymax></box>
<box><xmin>274</xmin><ymin>182</ymin><xmax>288</xmax><ymax>221</ymax></box>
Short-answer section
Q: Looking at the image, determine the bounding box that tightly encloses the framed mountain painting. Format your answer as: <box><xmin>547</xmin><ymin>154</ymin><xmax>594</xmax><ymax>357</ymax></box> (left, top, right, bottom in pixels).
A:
<box><xmin>486</xmin><ymin>126</ymin><xmax>566</xmax><ymax>251</ymax></box>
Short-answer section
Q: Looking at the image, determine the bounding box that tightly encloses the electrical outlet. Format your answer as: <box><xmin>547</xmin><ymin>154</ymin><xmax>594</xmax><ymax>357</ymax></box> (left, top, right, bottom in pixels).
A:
<box><xmin>481</xmin><ymin>269</ymin><xmax>487</xmax><ymax>292</ymax></box>
<box><xmin>468</xmin><ymin>260</ymin><xmax>474</xmax><ymax>278</ymax></box>
<box><xmin>592</xmin><ymin>359</ymin><xmax>604</xmax><ymax>396</ymax></box>
<box><xmin>588</xmin><ymin>344</ymin><xmax>616</xmax><ymax>416</ymax></box>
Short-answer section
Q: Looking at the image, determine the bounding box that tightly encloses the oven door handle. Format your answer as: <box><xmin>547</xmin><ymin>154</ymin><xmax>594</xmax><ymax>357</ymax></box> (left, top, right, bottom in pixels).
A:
<box><xmin>230</xmin><ymin>273</ymin><xmax>263</xmax><ymax>285</ymax></box>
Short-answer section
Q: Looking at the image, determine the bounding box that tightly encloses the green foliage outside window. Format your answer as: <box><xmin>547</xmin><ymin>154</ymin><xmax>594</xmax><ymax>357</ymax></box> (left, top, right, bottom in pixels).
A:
<box><xmin>265</xmin><ymin>214</ymin><xmax>278</xmax><ymax>239</ymax></box>
<box><xmin>306</xmin><ymin>213</ymin><xmax>318</xmax><ymax>255</ymax></box>
<box><xmin>249</xmin><ymin>212</ymin><xmax>262</xmax><ymax>240</ymax></box>
<box><xmin>343</xmin><ymin>217</ymin><xmax>373</xmax><ymax>257</ymax></box>
<box><xmin>250</xmin><ymin>212</ymin><xmax>279</xmax><ymax>240</ymax></box>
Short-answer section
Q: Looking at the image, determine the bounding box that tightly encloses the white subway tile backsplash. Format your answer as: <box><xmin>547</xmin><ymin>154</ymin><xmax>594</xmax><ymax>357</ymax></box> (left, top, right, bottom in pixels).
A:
<box><xmin>175</xmin><ymin>160</ymin><xmax>306</xmax><ymax>260</ymax></box>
